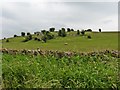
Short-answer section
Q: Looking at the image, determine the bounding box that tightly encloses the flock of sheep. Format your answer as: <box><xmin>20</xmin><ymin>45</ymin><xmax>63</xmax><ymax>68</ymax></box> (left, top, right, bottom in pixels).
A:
<box><xmin>1</xmin><ymin>48</ymin><xmax>119</xmax><ymax>58</ymax></box>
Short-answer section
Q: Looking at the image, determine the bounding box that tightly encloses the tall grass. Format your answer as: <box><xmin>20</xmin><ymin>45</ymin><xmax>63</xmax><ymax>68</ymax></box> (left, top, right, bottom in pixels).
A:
<box><xmin>2</xmin><ymin>53</ymin><xmax>119</xmax><ymax>88</ymax></box>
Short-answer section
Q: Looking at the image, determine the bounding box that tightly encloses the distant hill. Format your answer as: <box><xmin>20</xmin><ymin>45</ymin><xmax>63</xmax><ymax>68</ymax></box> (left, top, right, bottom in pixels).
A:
<box><xmin>1</xmin><ymin>31</ymin><xmax>118</xmax><ymax>52</ymax></box>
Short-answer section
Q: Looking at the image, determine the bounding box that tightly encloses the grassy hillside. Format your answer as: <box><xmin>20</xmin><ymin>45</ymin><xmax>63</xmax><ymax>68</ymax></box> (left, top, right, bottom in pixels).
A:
<box><xmin>2</xmin><ymin>32</ymin><xmax>118</xmax><ymax>52</ymax></box>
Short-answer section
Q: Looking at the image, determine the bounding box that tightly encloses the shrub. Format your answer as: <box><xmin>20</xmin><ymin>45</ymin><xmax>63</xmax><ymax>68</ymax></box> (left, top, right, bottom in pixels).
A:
<box><xmin>27</xmin><ymin>32</ymin><xmax>30</xmax><ymax>36</ymax></box>
<box><xmin>81</xmin><ymin>30</ymin><xmax>85</xmax><ymax>35</ymax></box>
<box><xmin>42</xmin><ymin>36</ymin><xmax>47</xmax><ymax>43</ymax></box>
<box><xmin>61</xmin><ymin>31</ymin><xmax>66</xmax><ymax>37</ymax></box>
<box><xmin>77</xmin><ymin>30</ymin><xmax>80</xmax><ymax>35</ymax></box>
<box><xmin>49</xmin><ymin>28</ymin><xmax>55</xmax><ymax>32</ymax></box>
<box><xmin>41</xmin><ymin>30</ymin><xmax>46</xmax><ymax>34</ymax></box>
<box><xmin>34</xmin><ymin>32</ymin><xmax>40</xmax><ymax>35</ymax></box>
<box><xmin>99</xmin><ymin>29</ymin><xmax>101</xmax><ymax>32</ymax></box>
<box><xmin>37</xmin><ymin>38</ymin><xmax>41</xmax><ymax>41</ymax></box>
<box><xmin>14</xmin><ymin>35</ymin><xmax>17</xmax><ymax>37</ymax></box>
<box><xmin>34</xmin><ymin>37</ymin><xmax>38</xmax><ymax>40</ymax></box>
<box><xmin>58</xmin><ymin>30</ymin><xmax>62</xmax><ymax>36</ymax></box>
<box><xmin>61</xmin><ymin>28</ymin><xmax>65</xmax><ymax>32</ymax></box>
<box><xmin>6</xmin><ymin>39</ymin><xmax>9</xmax><ymax>42</ymax></box>
<box><xmin>23</xmin><ymin>35</ymin><xmax>32</xmax><ymax>42</ymax></box>
<box><xmin>28</xmin><ymin>34</ymin><xmax>32</xmax><ymax>40</ymax></box>
<box><xmin>21</xmin><ymin>32</ymin><xmax>25</xmax><ymax>37</ymax></box>
<box><xmin>46</xmin><ymin>31</ymin><xmax>50</xmax><ymax>35</ymax></box>
<box><xmin>86</xmin><ymin>29</ymin><xmax>92</xmax><ymax>32</ymax></box>
<box><xmin>87</xmin><ymin>35</ymin><xmax>91</xmax><ymax>39</ymax></box>
<box><xmin>47</xmin><ymin>34</ymin><xmax>54</xmax><ymax>40</ymax></box>
<box><xmin>67</xmin><ymin>28</ymin><xmax>71</xmax><ymax>32</ymax></box>
<box><xmin>71</xmin><ymin>29</ymin><xmax>74</xmax><ymax>31</ymax></box>
<box><xmin>58</xmin><ymin>29</ymin><xmax>66</xmax><ymax>37</ymax></box>
<box><xmin>61</xmin><ymin>28</ymin><xmax>66</xmax><ymax>37</ymax></box>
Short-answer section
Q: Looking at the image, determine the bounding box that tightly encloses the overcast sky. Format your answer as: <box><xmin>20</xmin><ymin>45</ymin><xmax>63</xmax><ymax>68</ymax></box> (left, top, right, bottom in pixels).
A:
<box><xmin>1</xmin><ymin>0</ymin><xmax>118</xmax><ymax>38</ymax></box>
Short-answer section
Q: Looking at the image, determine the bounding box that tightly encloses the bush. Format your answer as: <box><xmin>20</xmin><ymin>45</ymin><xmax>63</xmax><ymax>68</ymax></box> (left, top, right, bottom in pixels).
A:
<box><xmin>71</xmin><ymin>29</ymin><xmax>74</xmax><ymax>31</ymax></box>
<box><xmin>27</xmin><ymin>32</ymin><xmax>30</xmax><ymax>36</ymax></box>
<box><xmin>86</xmin><ymin>29</ymin><xmax>92</xmax><ymax>32</ymax></box>
<box><xmin>23</xmin><ymin>35</ymin><xmax>32</xmax><ymax>42</ymax></box>
<box><xmin>34</xmin><ymin>37</ymin><xmax>38</xmax><ymax>40</ymax></box>
<box><xmin>28</xmin><ymin>34</ymin><xmax>32</xmax><ymax>40</ymax></box>
<box><xmin>61</xmin><ymin>28</ymin><xmax>65</xmax><ymax>32</ymax></box>
<box><xmin>67</xmin><ymin>28</ymin><xmax>71</xmax><ymax>32</ymax></box>
<box><xmin>77</xmin><ymin>30</ymin><xmax>80</xmax><ymax>35</ymax></box>
<box><xmin>21</xmin><ymin>32</ymin><xmax>25</xmax><ymax>37</ymax></box>
<box><xmin>37</xmin><ymin>38</ymin><xmax>41</xmax><ymax>41</ymax></box>
<box><xmin>46</xmin><ymin>31</ymin><xmax>50</xmax><ymax>35</ymax></box>
<box><xmin>41</xmin><ymin>30</ymin><xmax>46</xmax><ymax>34</ymax></box>
<box><xmin>42</xmin><ymin>36</ymin><xmax>47</xmax><ymax>43</ymax></box>
<box><xmin>81</xmin><ymin>30</ymin><xmax>85</xmax><ymax>35</ymax></box>
<box><xmin>47</xmin><ymin>34</ymin><xmax>54</xmax><ymax>40</ymax></box>
<box><xmin>6</xmin><ymin>39</ymin><xmax>9</xmax><ymax>42</ymax></box>
<box><xmin>14</xmin><ymin>35</ymin><xmax>17</xmax><ymax>37</ymax></box>
<box><xmin>61</xmin><ymin>32</ymin><xmax>66</xmax><ymax>37</ymax></box>
<box><xmin>58</xmin><ymin>30</ymin><xmax>62</xmax><ymax>36</ymax></box>
<box><xmin>49</xmin><ymin>28</ymin><xmax>55</xmax><ymax>32</ymax></box>
<box><xmin>87</xmin><ymin>35</ymin><xmax>91</xmax><ymax>39</ymax></box>
<box><xmin>61</xmin><ymin>28</ymin><xmax>66</xmax><ymax>37</ymax></box>
<box><xmin>58</xmin><ymin>29</ymin><xmax>66</xmax><ymax>37</ymax></box>
<box><xmin>99</xmin><ymin>29</ymin><xmax>101</xmax><ymax>32</ymax></box>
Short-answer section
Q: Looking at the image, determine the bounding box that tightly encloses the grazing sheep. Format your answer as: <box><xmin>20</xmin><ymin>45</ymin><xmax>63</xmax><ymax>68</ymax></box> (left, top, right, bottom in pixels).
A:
<box><xmin>64</xmin><ymin>43</ymin><xmax>68</xmax><ymax>45</ymax></box>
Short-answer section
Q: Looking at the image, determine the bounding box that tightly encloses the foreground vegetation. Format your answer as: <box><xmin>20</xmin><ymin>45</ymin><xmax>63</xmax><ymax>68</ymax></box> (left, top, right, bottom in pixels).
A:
<box><xmin>2</xmin><ymin>52</ymin><xmax>119</xmax><ymax>88</ymax></box>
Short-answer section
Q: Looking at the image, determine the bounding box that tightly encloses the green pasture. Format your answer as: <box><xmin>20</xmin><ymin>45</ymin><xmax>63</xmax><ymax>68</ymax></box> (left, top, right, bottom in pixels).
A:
<box><xmin>2</xmin><ymin>32</ymin><xmax>118</xmax><ymax>52</ymax></box>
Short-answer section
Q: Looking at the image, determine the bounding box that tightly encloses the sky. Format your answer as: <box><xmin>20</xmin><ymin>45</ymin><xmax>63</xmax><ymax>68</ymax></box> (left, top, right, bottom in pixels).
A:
<box><xmin>0</xmin><ymin>0</ymin><xmax>119</xmax><ymax>39</ymax></box>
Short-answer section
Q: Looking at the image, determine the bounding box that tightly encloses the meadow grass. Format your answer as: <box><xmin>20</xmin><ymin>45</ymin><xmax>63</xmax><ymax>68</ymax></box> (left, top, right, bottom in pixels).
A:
<box><xmin>2</xmin><ymin>53</ymin><xmax>119</xmax><ymax>88</ymax></box>
<box><xmin>2</xmin><ymin>32</ymin><xmax>118</xmax><ymax>52</ymax></box>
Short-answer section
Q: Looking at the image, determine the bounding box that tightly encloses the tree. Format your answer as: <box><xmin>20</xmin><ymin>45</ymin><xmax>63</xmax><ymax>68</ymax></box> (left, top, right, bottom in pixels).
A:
<box><xmin>87</xmin><ymin>35</ymin><xmax>91</xmax><ymax>39</ymax></box>
<box><xmin>61</xmin><ymin>28</ymin><xmax>65</xmax><ymax>32</ymax></box>
<box><xmin>47</xmin><ymin>34</ymin><xmax>54</xmax><ymax>40</ymax></box>
<box><xmin>28</xmin><ymin>34</ymin><xmax>32</xmax><ymax>40</ymax></box>
<box><xmin>22</xmin><ymin>34</ymin><xmax>32</xmax><ymax>42</ymax></box>
<box><xmin>86</xmin><ymin>29</ymin><xmax>92</xmax><ymax>32</ymax></box>
<box><xmin>77</xmin><ymin>30</ymin><xmax>80</xmax><ymax>35</ymax></box>
<box><xmin>46</xmin><ymin>31</ymin><xmax>50</xmax><ymax>35</ymax></box>
<box><xmin>6</xmin><ymin>39</ymin><xmax>9</xmax><ymax>42</ymax></box>
<box><xmin>61</xmin><ymin>28</ymin><xmax>66</xmax><ymax>37</ymax></box>
<box><xmin>14</xmin><ymin>35</ymin><xmax>17</xmax><ymax>37</ymax></box>
<box><xmin>49</xmin><ymin>28</ymin><xmax>55</xmax><ymax>32</ymax></box>
<box><xmin>67</xmin><ymin>28</ymin><xmax>71</xmax><ymax>32</ymax></box>
<box><xmin>41</xmin><ymin>30</ymin><xmax>46</xmax><ymax>34</ymax></box>
<box><xmin>21</xmin><ymin>32</ymin><xmax>25</xmax><ymax>37</ymax></box>
<box><xmin>81</xmin><ymin>30</ymin><xmax>85</xmax><ymax>35</ymax></box>
<box><xmin>42</xmin><ymin>36</ymin><xmax>47</xmax><ymax>43</ymax></box>
<box><xmin>99</xmin><ymin>29</ymin><xmax>101</xmax><ymax>32</ymax></box>
<box><xmin>27</xmin><ymin>32</ymin><xmax>30</xmax><ymax>36</ymax></box>
<box><xmin>58</xmin><ymin>30</ymin><xmax>62</xmax><ymax>36</ymax></box>
<box><xmin>58</xmin><ymin>29</ymin><xmax>66</xmax><ymax>37</ymax></box>
<box><xmin>34</xmin><ymin>37</ymin><xmax>38</xmax><ymax>40</ymax></box>
<box><xmin>37</xmin><ymin>38</ymin><xmax>41</xmax><ymax>41</ymax></box>
<box><xmin>71</xmin><ymin>29</ymin><xmax>74</xmax><ymax>31</ymax></box>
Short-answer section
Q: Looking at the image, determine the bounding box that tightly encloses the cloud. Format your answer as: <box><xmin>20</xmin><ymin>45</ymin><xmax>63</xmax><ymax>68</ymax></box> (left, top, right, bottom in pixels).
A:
<box><xmin>1</xmin><ymin>2</ymin><xmax>118</xmax><ymax>38</ymax></box>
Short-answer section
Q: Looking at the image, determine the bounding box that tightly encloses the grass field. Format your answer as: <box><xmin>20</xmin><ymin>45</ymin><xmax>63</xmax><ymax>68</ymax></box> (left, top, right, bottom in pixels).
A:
<box><xmin>2</xmin><ymin>32</ymin><xmax>118</xmax><ymax>52</ymax></box>
<box><xmin>2</xmin><ymin>53</ymin><xmax>119</xmax><ymax>88</ymax></box>
<box><xmin>1</xmin><ymin>31</ymin><xmax>119</xmax><ymax>88</ymax></box>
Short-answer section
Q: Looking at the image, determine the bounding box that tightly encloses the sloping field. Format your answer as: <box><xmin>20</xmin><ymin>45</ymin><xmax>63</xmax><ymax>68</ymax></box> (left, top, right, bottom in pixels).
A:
<box><xmin>2</xmin><ymin>32</ymin><xmax>118</xmax><ymax>52</ymax></box>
